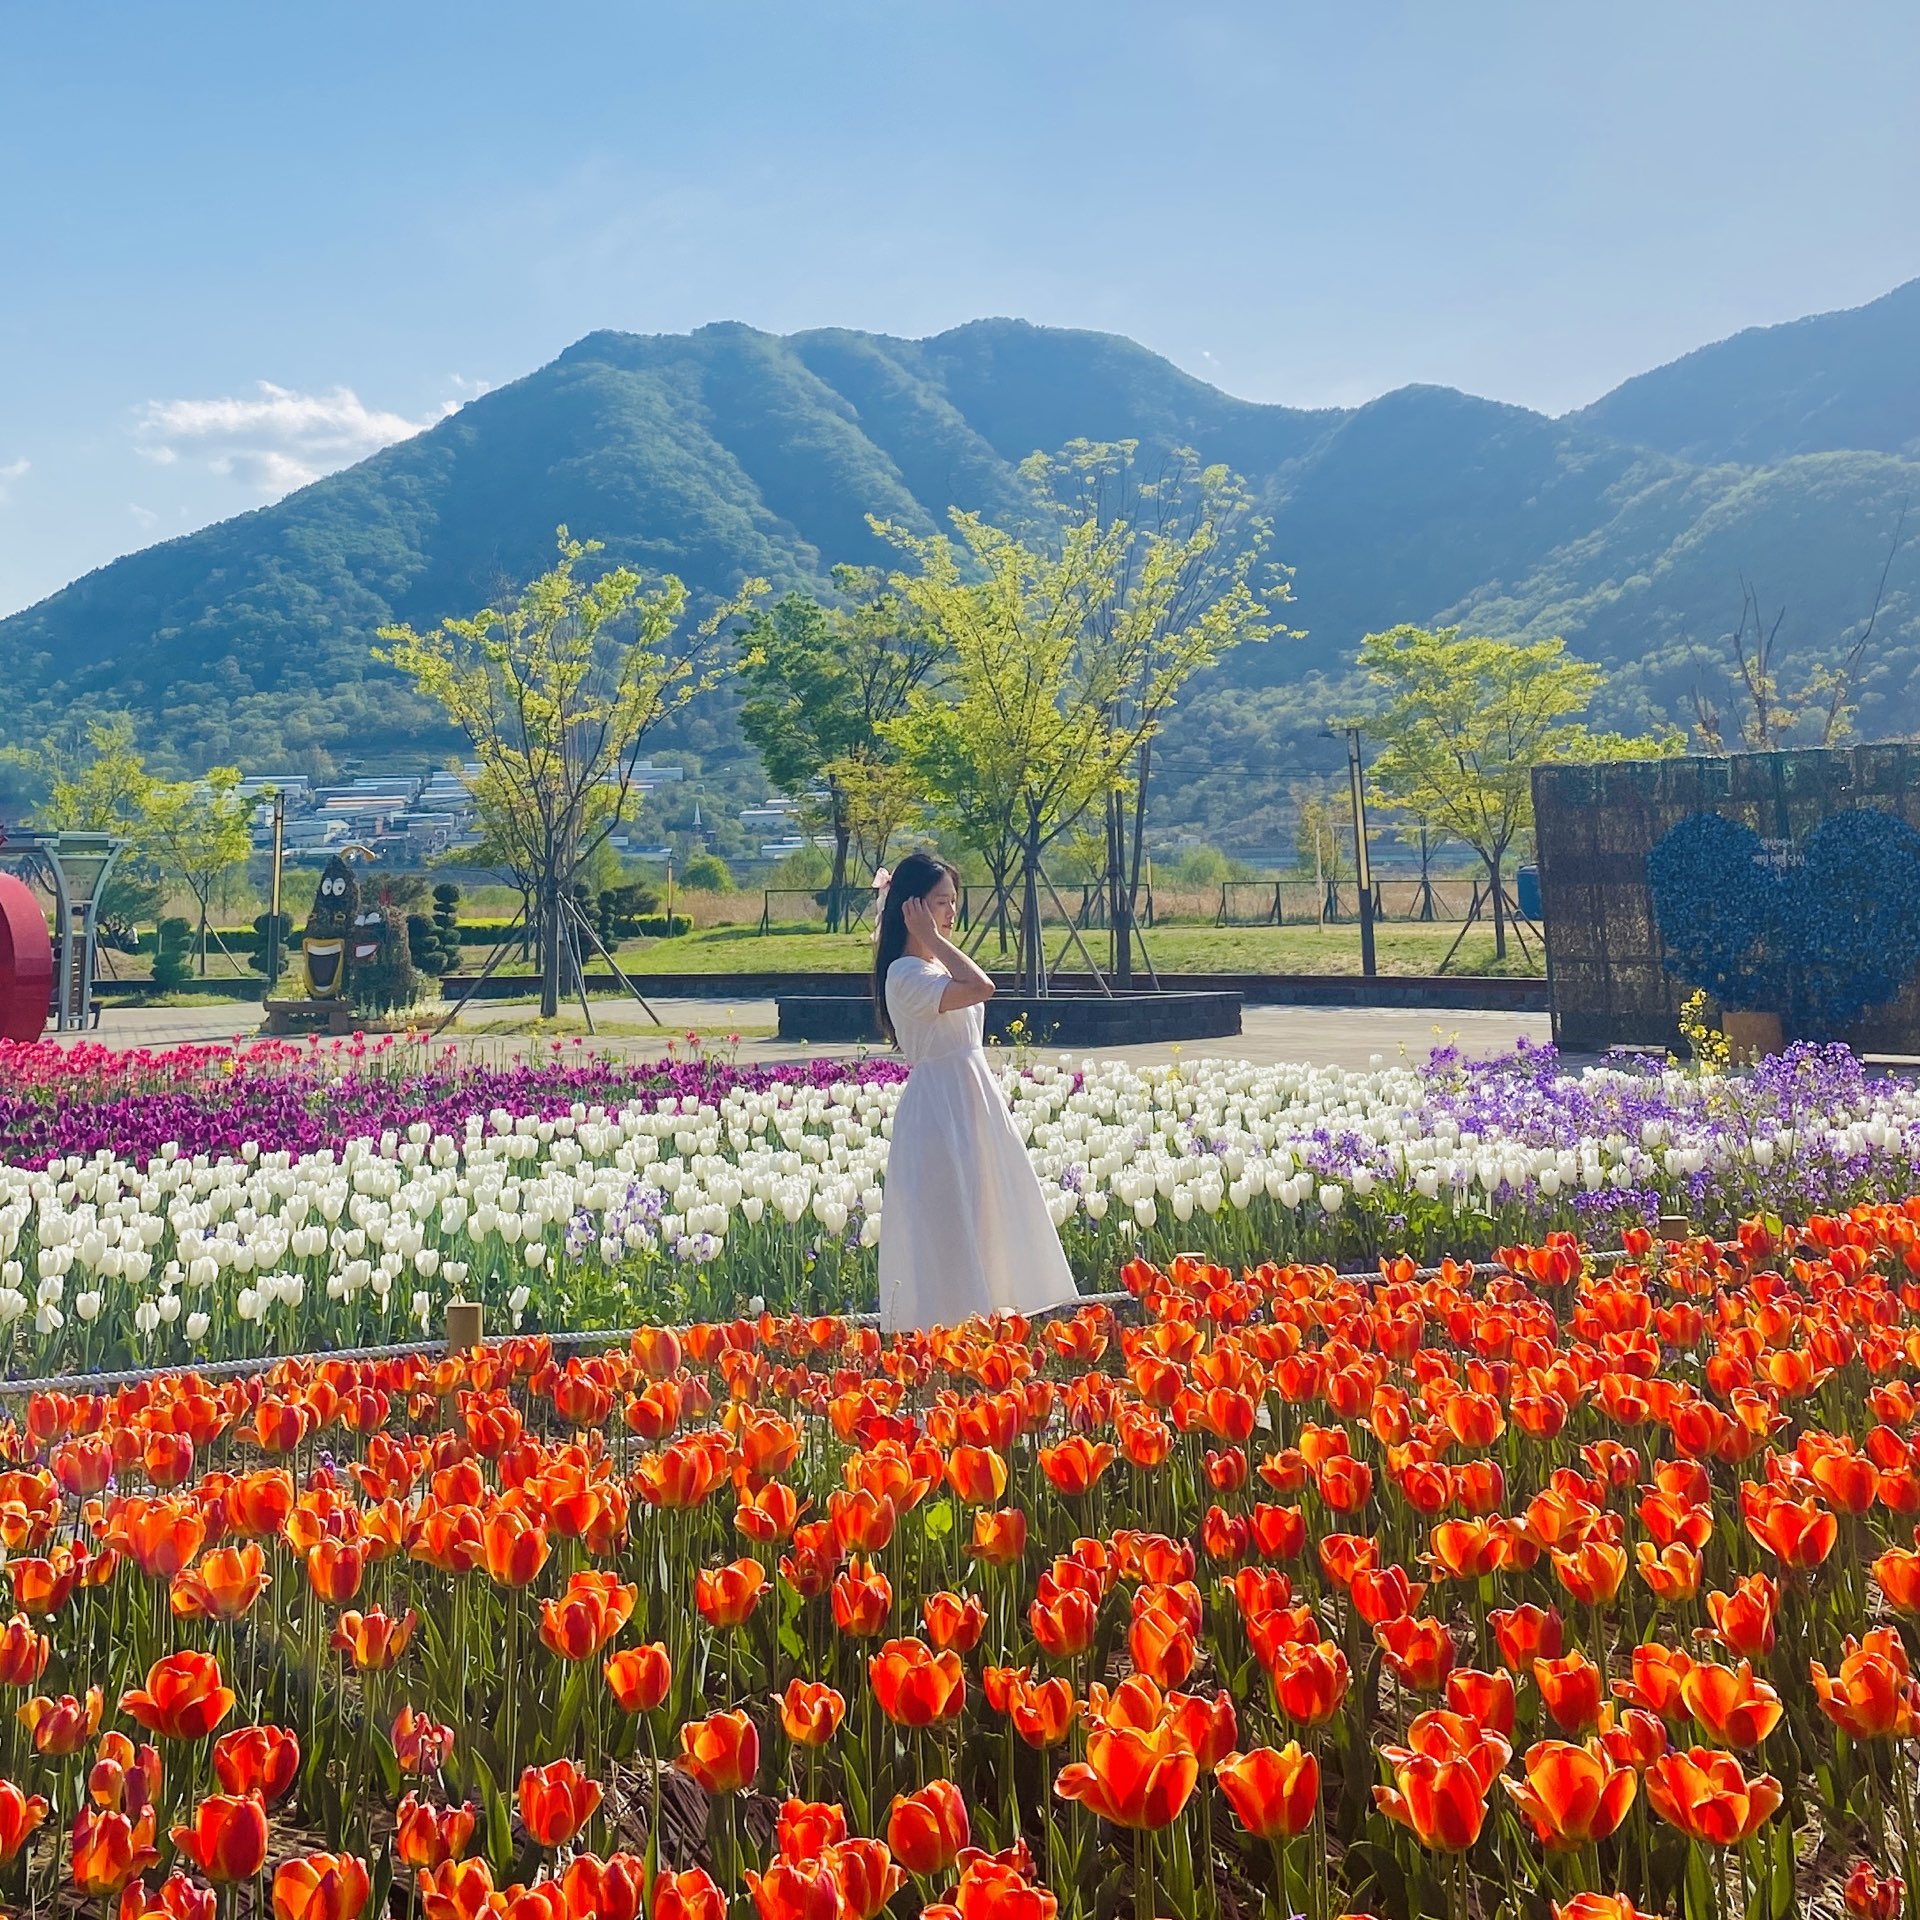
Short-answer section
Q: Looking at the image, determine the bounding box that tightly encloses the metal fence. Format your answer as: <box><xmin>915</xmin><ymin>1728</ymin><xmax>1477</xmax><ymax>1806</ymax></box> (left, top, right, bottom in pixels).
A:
<box><xmin>1533</xmin><ymin>744</ymin><xmax>1920</xmax><ymax>1052</ymax></box>
<box><xmin>1212</xmin><ymin>878</ymin><xmax>1482</xmax><ymax>926</ymax></box>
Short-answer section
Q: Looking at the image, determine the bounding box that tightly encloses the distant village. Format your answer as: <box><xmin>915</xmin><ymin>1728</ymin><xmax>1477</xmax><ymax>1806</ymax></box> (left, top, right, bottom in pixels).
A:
<box><xmin>235</xmin><ymin>764</ymin><xmax>817</xmax><ymax>869</ymax></box>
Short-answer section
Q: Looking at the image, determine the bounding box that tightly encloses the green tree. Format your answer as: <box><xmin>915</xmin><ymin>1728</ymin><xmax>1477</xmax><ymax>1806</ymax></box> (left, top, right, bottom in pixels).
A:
<box><xmin>882</xmin><ymin>442</ymin><xmax>1280</xmax><ymax>991</ymax></box>
<box><xmin>2</xmin><ymin>712</ymin><xmax>165</xmax><ymax>938</ymax></box>
<box><xmin>376</xmin><ymin>529</ymin><xmax>763</xmax><ymax>1017</ymax></box>
<box><xmin>140</xmin><ymin>769</ymin><xmax>255</xmax><ymax>974</ymax></box>
<box><xmin>680</xmin><ymin>852</ymin><xmax>732</xmax><ymax>892</ymax></box>
<box><xmin>737</xmin><ymin>572</ymin><xmax>944</xmax><ymax>930</ymax></box>
<box><xmin>1358</xmin><ymin>625</ymin><xmax>1680</xmax><ymax>958</ymax></box>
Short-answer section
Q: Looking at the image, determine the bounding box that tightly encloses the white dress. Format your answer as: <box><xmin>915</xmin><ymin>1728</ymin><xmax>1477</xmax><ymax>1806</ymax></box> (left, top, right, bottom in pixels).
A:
<box><xmin>876</xmin><ymin>956</ymin><xmax>1079</xmax><ymax>1333</ymax></box>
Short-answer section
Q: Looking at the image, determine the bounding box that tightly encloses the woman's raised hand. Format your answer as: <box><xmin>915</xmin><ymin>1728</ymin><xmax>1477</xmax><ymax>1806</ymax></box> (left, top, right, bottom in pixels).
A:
<box><xmin>902</xmin><ymin>896</ymin><xmax>938</xmax><ymax>946</ymax></box>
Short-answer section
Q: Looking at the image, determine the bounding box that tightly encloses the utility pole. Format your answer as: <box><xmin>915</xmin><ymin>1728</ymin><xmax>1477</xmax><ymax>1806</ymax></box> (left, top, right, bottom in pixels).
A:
<box><xmin>265</xmin><ymin>790</ymin><xmax>285</xmax><ymax>993</ymax></box>
<box><xmin>1344</xmin><ymin>725</ymin><xmax>1377</xmax><ymax>978</ymax></box>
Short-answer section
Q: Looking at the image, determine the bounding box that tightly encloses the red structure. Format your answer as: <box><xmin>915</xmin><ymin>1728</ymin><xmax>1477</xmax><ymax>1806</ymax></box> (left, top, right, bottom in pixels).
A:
<box><xmin>0</xmin><ymin>873</ymin><xmax>52</xmax><ymax>1041</ymax></box>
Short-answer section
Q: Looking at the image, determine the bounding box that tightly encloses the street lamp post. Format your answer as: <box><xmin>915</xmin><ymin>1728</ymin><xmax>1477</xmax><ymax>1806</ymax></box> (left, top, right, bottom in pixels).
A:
<box><xmin>1344</xmin><ymin>725</ymin><xmax>1376</xmax><ymax>978</ymax></box>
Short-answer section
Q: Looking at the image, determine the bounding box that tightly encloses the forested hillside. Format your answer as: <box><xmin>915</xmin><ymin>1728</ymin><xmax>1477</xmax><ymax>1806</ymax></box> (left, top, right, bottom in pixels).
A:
<box><xmin>4</xmin><ymin>287</ymin><xmax>1917</xmax><ymax>847</ymax></box>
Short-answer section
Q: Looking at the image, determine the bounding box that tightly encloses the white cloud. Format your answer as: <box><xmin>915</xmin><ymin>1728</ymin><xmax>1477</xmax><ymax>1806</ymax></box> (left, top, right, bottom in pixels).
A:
<box><xmin>0</xmin><ymin>457</ymin><xmax>26</xmax><ymax>505</ymax></box>
<box><xmin>133</xmin><ymin>381</ymin><xmax>438</xmax><ymax>498</ymax></box>
<box><xmin>128</xmin><ymin>503</ymin><xmax>159</xmax><ymax>529</ymax></box>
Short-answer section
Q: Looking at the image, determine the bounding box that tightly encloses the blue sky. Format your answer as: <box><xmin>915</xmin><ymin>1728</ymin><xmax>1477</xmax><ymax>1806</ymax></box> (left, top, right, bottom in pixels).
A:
<box><xmin>2</xmin><ymin>1</ymin><xmax>1916</xmax><ymax>617</ymax></box>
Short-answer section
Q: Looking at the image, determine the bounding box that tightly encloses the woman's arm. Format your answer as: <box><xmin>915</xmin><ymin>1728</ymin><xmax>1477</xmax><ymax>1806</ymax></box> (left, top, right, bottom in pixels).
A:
<box><xmin>903</xmin><ymin>899</ymin><xmax>996</xmax><ymax>1012</ymax></box>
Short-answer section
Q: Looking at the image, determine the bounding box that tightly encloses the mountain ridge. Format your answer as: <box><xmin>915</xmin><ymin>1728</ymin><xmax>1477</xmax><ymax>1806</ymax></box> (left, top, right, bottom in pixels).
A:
<box><xmin>4</xmin><ymin>289</ymin><xmax>1918</xmax><ymax>845</ymax></box>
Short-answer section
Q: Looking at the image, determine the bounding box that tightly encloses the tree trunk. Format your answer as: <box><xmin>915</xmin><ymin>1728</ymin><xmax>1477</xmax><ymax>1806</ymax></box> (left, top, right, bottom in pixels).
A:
<box><xmin>197</xmin><ymin>897</ymin><xmax>208</xmax><ymax>978</ymax></box>
<box><xmin>1108</xmin><ymin>792</ymin><xmax>1133</xmax><ymax>990</ymax></box>
<box><xmin>1020</xmin><ymin>813</ymin><xmax>1044</xmax><ymax>998</ymax></box>
<box><xmin>1488</xmin><ymin>853</ymin><xmax>1507</xmax><ymax>961</ymax></box>
<box><xmin>828</xmin><ymin>821</ymin><xmax>851</xmax><ymax>934</ymax></box>
<box><xmin>539</xmin><ymin>874</ymin><xmax>562</xmax><ymax>1019</ymax></box>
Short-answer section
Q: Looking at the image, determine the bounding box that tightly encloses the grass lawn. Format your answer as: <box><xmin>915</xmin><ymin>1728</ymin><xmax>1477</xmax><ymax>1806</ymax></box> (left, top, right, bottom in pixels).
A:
<box><xmin>610</xmin><ymin>919</ymin><xmax>1543</xmax><ymax>977</ymax></box>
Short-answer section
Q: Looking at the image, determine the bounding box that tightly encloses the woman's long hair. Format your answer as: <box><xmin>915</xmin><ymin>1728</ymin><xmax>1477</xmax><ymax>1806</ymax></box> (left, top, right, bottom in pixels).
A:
<box><xmin>872</xmin><ymin>850</ymin><xmax>961</xmax><ymax>1044</ymax></box>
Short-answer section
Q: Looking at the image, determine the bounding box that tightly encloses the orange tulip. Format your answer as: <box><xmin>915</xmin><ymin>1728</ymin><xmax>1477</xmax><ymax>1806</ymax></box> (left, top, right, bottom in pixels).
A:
<box><xmin>1009</xmin><ymin>1674</ymin><xmax>1078</xmax><ymax>1750</ymax></box>
<box><xmin>1705</xmin><ymin>1572</ymin><xmax>1780</xmax><ymax>1660</ymax></box>
<box><xmin>1268</xmin><ymin>1639</ymin><xmax>1351</xmax><ymax>1728</ymax></box>
<box><xmin>1872</xmin><ymin>1546</ymin><xmax>1920</xmax><ymax>1615</ymax></box>
<box><xmin>171</xmin><ymin>1792</ymin><xmax>270</xmax><ymax>1883</ymax></box>
<box><xmin>70</xmin><ymin>1805</ymin><xmax>160</xmax><ymax>1897</ymax></box>
<box><xmin>1843</xmin><ymin>1862</ymin><xmax>1906</xmax><ymax>1920</ymax></box>
<box><xmin>539</xmin><ymin>1570</ymin><xmax>636</xmax><ymax>1660</ymax></box>
<box><xmin>390</xmin><ymin>1707</ymin><xmax>455</xmax><ymax>1775</ymax></box>
<box><xmin>970</xmin><ymin>1507</ymin><xmax>1028</xmax><ymax>1566</ymax></box>
<box><xmin>1445</xmin><ymin>1668</ymin><xmax>1517</xmax><ymax>1736</ymax></box>
<box><xmin>272</xmin><ymin>1851</ymin><xmax>373</xmax><ymax>1920</ymax></box>
<box><xmin>1552</xmin><ymin>1899</ymin><xmax>1657</xmax><ymax>1920</ymax></box>
<box><xmin>888</xmin><ymin>1779</ymin><xmax>970</xmax><ymax>1877</ymax></box>
<box><xmin>1038</xmin><ymin>1436</ymin><xmax>1115</xmax><ymax>1498</ymax></box>
<box><xmin>945</xmin><ymin>1446</ymin><xmax>1008</xmax><ymax>1506</ymax></box>
<box><xmin>1492</xmin><ymin>1604</ymin><xmax>1564</xmax><ymax>1672</ymax></box>
<box><xmin>695</xmin><ymin>1559</ymin><xmax>768</xmax><ymax>1631</ymax></box>
<box><xmin>393</xmin><ymin>1794</ymin><xmax>476</xmax><ymax>1871</ymax></box>
<box><xmin>1029</xmin><ymin>1584</ymin><xmax>1097</xmax><ymax>1661</ymax></box>
<box><xmin>605</xmin><ymin>1642</ymin><xmax>672</xmax><ymax>1715</ymax></box>
<box><xmin>88</xmin><ymin>1732</ymin><xmax>162</xmax><ymax>1815</ymax></box>
<box><xmin>922</xmin><ymin>1591</ymin><xmax>986</xmax><ymax>1653</ymax></box>
<box><xmin>1743</xmin><ymin>1488</ymin><xmax>1836</xmax><ymax>1569</ymax></box>
<box><xmin>1055</xmin><ymin>1720</ymin><xmax>1199</xmax><ymax>1830</ymax></box>
<box><xmin>481</xmin><ymin>1508</ymin><xmax>551</xmax><ymax>1588</ymax></box>
<box><xmin>0</xmin><ymin>1614</ymin><xmax>49</xmax><ymax>1688</ymax></box>
<box><xmin>1375</xmin><ymin>1615</ymin><xmax>1455</xmax><ymax>1691</ymax></box>
<box><xmin>1374</xmin><ymin>1710</ymin><xmax>1510</xmax><ymax>1851</ymax></box>
<box><xmin>1551</xmin><ymin>1540</ymin><xmax>1628</xmax><ymax>1607</ymax></box>
<box><xmin>417</xmin><ymin>1859</ymin><xmax>498</xmax><ymax>1920</ymax></box>
<box><xmin>1535</xmin><ymin>1653</ymin><xmax>1606</xmax><ymax>1735</ymax></box>
<box><xmin>1349</xmin><ymin>1563</ymin><xmax>1425</xmax><ymax>1627</ymax></box>
<box><xmin>18</xmin><ymin>1686</ymin><xmax>101</xmax><ymax>1755</ymax></box>
<box><xmin>653</xmin><ymin>1868</ymin><xmax>728</xmax><ymax>1920</ymax></box>
<box><xmin>1503</xmin><ymin>1739</ymin><xmax>1636</xmax><ymax>1849</ymax></box>
<box><xmin>1810</xmin><ymin>1632</ymin><xmax>1920</xmax><ymax>1742</ymax></box>
<box><xmin>306</xmin><ymin>1538</ymin><xmax>366</xmax><ymax>1604</ymax></box>
<box><xmin>1680</xmin><ymin>1660</ymin><xmax>1783</xmax><ymax>1749</ymax></box>
<box><xmin>1645</xmin><ymin>1747</ymin><xmax>1782</xmax><ymax>1846</ymax></box>
<box><xmin>831</xmin><ymin>1559</ymin><xmax>892</xmax><ymax>1638</ymax></box>
<box><xmin>1611</xmin><ymin>1643</ymin><xmax>1693</xmax><ymax>1721</ymax></box>
<box><xmin>675</xmin><ymin>1710</ymin><xmax>759</xmax><ymax>1794</ymax></box>
<box><xmin>1129</xmin><ymin>1597</ymin><xmax>1196</xmax><ymax>1689</ymax></box>
<box><xmin>331</xmin><ymin>1607</ymin><xmax>418</xmax><ymax>1671</ymax></box>
<box><xmin>1428</xmin><ymin>1518</ymin><xmax>1506</xmax><ymax>1582</ymax></box>
<box><xmin>1636</xmin><ymin>1542</ymin><xmax>1702</xmax><ymax>1602</ymax></box>
<box><xmin>517</xmin><ymin>1759</ymin><xmax>602</xmax><ymax>1849</ymax></box>
<box><xmin>0</xmin><ymin>1778</ymin><xmax>47</xmax><ymax>1861</ymax></box>
<box><xmin>559</xmin><ymin>1853</ymin><xmax>647</xmax><ymax>1920</ymax></box>
<box><xmin>170</xmin><ymin>1543</ymin><xmax>271</xmax><ymax>1621</ymax></box>
<box><xmin>870</xmin><ymin>1639</ymin><xmax>965</xmax><ymax>1727</ymax></box>
<box><xmin>1216</xmin><ymin>1742</ymin><xmax>1319</xmax><ymax>1839</ymax></box>
<box><xmin>120</xmin><ymin>1651</ymin><xmax>234</xmax><ymax>1743</ymax></box>
<box><xmin>212</xmin><ymin>1725</ymin><xmax>300</xmax><ymax>1805</ymax></box>
<box><xmin>777</xmin><ymin>1679</ymin><xmax>846</xmax><ymax>1746</ymax></box>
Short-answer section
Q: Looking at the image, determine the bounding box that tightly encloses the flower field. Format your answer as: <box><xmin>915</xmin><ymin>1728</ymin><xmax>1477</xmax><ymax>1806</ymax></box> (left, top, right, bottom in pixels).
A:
<box><xmin>0</xmin><ymin>1216</ymin><xmax>1914</xmax><ymax>1918</ymax></box>
<box><xmin>4</xmin><ymin>1035</ymin><xmax>1920</xmax><ymax>1371</ymax></box>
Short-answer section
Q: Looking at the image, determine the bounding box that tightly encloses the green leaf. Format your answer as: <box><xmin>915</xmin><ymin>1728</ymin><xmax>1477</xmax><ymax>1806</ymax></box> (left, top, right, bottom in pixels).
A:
<box><xmin>1683</xmin><ymin>1841</ymin><xmax>1717</xmax><ymax>1920</ymax></box>
<box><xmin>921</xmin><ymin>1497</ymin><xmax>955</xmax><ymax>1542</ymax></box>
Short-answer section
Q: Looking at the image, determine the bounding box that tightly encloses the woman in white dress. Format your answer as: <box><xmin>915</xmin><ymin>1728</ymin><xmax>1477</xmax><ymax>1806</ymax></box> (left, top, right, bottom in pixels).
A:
<box><xmin>872</xmin><ymin>851</ymin><xmax>1079</xmax><ymax>1333</ymax></box>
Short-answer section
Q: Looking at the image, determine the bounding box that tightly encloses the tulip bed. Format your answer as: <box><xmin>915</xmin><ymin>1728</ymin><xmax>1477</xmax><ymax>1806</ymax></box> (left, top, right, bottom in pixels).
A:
<box><xmin>7</xmin><ymin>1034</ymin><xmax>1920</xmax><ymax>1372</ymax></box>
<box><xmin>0</xmin><ymin>1217</ymin><xmax>1918</xmax><ymax>1918</ymax></box>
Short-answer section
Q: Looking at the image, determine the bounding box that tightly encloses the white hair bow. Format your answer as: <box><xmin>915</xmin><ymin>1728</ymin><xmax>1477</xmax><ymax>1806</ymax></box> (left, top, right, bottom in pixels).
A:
<box><xmin>870</xmin><ymin>868</ymin><xmax>891</xmax><ymax>942</ymax></box>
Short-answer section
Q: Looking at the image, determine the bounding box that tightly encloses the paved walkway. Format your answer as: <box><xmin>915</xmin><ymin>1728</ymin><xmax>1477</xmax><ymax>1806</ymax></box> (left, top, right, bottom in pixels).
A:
<box><xmin>49</xmin><ymin>997</ymin><xmax>1554</xmax><ymax>1073</ymax></box>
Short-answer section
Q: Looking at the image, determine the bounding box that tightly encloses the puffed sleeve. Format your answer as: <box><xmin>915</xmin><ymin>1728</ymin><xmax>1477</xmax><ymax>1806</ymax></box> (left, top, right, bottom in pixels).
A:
<box><xmin>886</xmin><ymin>958</ymin><xmax>950</xmax><ymax>1029</ymax></box>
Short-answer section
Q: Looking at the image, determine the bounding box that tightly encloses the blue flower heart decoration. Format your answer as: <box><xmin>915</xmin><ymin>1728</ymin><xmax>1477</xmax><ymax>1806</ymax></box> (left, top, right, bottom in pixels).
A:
<box><xmin>1647</xmin><ymin>805</ymin><xmax>1920</xmax><ymax>1035</ymax></box>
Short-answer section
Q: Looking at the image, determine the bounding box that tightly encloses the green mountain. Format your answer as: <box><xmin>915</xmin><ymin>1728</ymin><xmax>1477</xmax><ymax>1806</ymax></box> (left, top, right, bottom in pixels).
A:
<box><xmin>1573</xmin><ymin>277</ymin><xmax>1920</xmax><ymax>462</ymax></box>
<box><xmin>4</xmin><ymin>298</ymin><xmax>1918</xmax><ymax>847</ymax></box>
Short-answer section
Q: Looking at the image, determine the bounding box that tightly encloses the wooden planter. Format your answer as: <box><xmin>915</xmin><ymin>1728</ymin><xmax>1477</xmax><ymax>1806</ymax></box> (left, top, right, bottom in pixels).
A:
<box><xmin>1722</xmin><ymin>1009</ymin><xmax>1784</xmax><ymax>1063</ymax></box>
